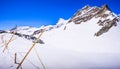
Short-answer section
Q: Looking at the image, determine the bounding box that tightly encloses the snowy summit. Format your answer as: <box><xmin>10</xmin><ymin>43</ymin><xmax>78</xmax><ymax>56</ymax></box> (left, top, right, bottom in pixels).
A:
<box><xmin>0</xmin><ymin>5</ymin><xmax>120</xmax><ymax>69</ymax></box>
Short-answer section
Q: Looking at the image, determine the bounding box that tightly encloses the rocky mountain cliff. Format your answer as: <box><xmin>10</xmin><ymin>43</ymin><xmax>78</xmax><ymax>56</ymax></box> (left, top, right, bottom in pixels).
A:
<box><xmin>68</xmin><ymin>4</ymin><xmax>119</xmax><ymax>36</ymax></box>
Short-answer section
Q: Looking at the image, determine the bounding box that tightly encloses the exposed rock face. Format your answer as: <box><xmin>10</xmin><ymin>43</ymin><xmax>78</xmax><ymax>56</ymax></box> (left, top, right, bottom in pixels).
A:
<box><xmin>95</xmin><ymin>18</ymin><xmax>118</xmax><ymax>36</ymax></box>
<box><xmin>0</xmin><ymin>27</ymin><xmax>44</xmax><ymax>44</ymax></box>
<box><xmin>8</xmin><ymin>26</ymin><xmax>45</xmax><ymax>44</ymax></box>
<box><xmin>12</xmin><ymin>32</ymin><xmax>45</xmax><ymax>44</ymax></box>
<box><xmin>0</xmin><ymin>30</ymin><xmax>8</xmax><ymax>33</ymax></box>
<box><xmin>31</xmin><ymin>29</ymin><xmax>42</xmax><ymax>36</ymax></box>
<box><xmin>68</xmin><ymin>4</ymin><xmax>119</xmax><ymax>36</ymax></box>
<box><xmin>94</xmin><ymin>5</ymin><xmax>118</xmax><ymax>36</ymax></box>
<box><xmin>68</xmin><ymin>5</ymin><xmax>100</xmax><ymax>24</ymax></box>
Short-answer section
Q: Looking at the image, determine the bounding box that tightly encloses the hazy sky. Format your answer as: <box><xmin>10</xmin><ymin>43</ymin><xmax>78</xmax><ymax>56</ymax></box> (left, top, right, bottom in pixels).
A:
<box><xmin>0</xmin><ymin>0</ymin><xmax>120</xmax><ymax>30</ymax></box>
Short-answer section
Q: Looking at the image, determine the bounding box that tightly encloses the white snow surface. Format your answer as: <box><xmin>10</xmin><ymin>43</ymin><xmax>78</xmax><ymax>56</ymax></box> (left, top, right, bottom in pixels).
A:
<box><xmin>16</xmin><ymin>26</ymin><xmax>40</xmax><ymax>35</ymax></box>
<box><xmin>0</xmin><ymin>18</ymin><xmax>120</xmax><ymax>69</ymax></box>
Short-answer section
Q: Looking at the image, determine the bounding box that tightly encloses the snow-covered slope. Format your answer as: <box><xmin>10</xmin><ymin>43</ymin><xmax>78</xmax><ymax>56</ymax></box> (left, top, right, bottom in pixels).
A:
<box><xmin>0</xmin><ymin>5</ymin><xmax>120</xmax><ymax>69</ymax></box>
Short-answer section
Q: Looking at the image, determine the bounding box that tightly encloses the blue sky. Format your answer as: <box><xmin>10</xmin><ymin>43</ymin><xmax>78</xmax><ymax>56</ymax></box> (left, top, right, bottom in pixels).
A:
<box><xmin>0</xmin><ymin>0</ymin><xmax>120</xmax><ymax>30</ymax></box>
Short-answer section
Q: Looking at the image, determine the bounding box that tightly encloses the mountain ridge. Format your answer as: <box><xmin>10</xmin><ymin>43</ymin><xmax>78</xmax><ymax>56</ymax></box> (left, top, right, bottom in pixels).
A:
<box><xmin>1</xmin><ymin>5</ymin><xmax>119</xmax><ymax>36</ymax></box>
<box><xmin>0</xmin><ymin>4</ymin><xmax>120</xmax><ymax>69</ymax></box>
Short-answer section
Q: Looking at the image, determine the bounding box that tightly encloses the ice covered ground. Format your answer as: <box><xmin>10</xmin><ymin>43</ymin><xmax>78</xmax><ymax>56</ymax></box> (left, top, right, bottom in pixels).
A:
<box><xmin>0</xmin><ymin>17</ymin><xmax>120</xmax><ymax>69</ymax></box>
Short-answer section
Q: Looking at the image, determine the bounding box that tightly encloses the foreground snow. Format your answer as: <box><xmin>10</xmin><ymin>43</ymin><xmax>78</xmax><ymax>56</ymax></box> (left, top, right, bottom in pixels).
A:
<box><xmin>0</xmin><ymin>17</ymin><xmax>120</xmax><ymax>69</ymax></box>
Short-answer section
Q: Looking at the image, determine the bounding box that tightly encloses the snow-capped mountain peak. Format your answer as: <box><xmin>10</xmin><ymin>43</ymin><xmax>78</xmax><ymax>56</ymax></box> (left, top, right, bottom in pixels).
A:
<box><xmin>0</xmin><ymin>5</ymin><xmax>120</xmax><ymax>69</ymax></box>
<box><xmin>68</xmin><ymin>4</ymin><xmax>119</xmax><ymax>36</ymax></box>
<box><xmin>56</xmin><ymin>18</ymin><xmax>68</xmax><ymax>26</ymax></box>
<box><xmin>5</xmin><ymin>4</ymin><xmax>119</xmax><ymax>38</ymax></box>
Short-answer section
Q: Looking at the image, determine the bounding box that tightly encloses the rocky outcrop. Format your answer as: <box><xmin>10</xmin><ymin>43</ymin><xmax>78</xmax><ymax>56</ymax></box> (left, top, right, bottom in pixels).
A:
<box><xmin>95</xmin><ymin>18</ymin><xmax>118</xmax><ymax>36</ymax></box>
<box><xmin>68</xmin><ymin>5</ymin><xmax>100</xmax><ymax>24</ymax></box>
<box><xmin>12</xmin><ymin>32</ymin><xmax>45</xmax><ymax>44</ymax></box>
<box><xmin>68</xmin><ymin>4</ymin><xmax>119</xmax><ymax>36</ymax></box>
<box><xmin>31</xmin><ymin>29</ymin><xmax>42</xmax><ymax>36</ymax></box>
<box><xmin>0</xmin><ymin>30</ymin><xmax>8</xmax><ymax>33</ymax></box>
<box><xmin>94</xmin><ymin>5</ymin><xmax>118</xmax><ymax>36</ymax></box>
